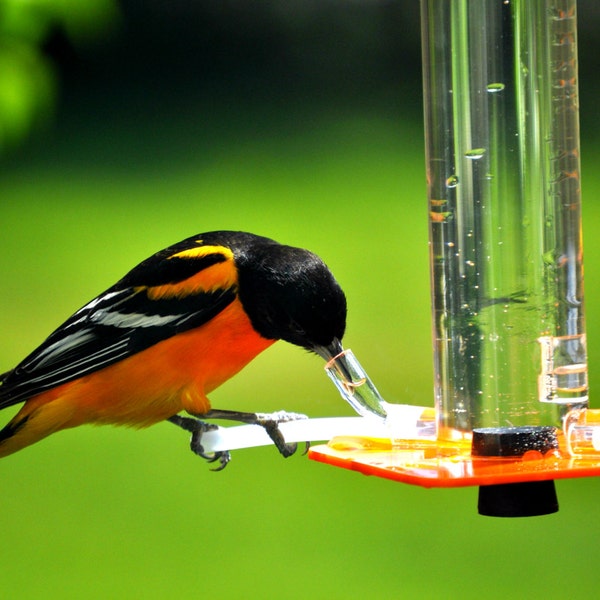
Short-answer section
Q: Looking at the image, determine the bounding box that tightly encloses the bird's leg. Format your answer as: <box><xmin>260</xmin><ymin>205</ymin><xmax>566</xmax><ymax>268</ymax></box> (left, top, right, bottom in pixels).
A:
<box><xmin>167</xmin><ymin>415</ymin><xmax>230</xmax><ymax>471</ymax></box>
<box><xmin>196</xmin><ymin>409</ymin><xmax>309</xmax><ymax>458</ymax></box>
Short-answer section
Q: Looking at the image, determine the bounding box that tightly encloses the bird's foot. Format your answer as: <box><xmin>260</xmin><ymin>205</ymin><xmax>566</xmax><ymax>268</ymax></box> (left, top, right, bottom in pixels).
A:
<box><xmin>253</xmin><ymin>411</ymin><xmax>310</xmax><ymax>457</ymax></box>
<box><xmin>167</xmin><ymin>415</ymin><xmax>231</xmax><ymax>471</ymax></box>
<box><xmin>200</xmin><ymin>409</ymin><xmax>309</xmax><ymax>458</ymax></box>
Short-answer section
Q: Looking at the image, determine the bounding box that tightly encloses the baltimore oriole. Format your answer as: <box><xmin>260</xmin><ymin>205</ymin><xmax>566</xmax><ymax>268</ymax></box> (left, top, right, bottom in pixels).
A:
<box><xmin>0</xmin><ymin>231</ymin><xmax>347</xmax><ymax>468</ymax></box>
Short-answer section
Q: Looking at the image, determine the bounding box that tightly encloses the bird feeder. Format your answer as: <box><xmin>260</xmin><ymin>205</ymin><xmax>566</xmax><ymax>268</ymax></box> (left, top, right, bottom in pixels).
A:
<box><xmin>308</xmin><ymin>0</ymin><xmax>600</xmax><ymax>517</ymax></box>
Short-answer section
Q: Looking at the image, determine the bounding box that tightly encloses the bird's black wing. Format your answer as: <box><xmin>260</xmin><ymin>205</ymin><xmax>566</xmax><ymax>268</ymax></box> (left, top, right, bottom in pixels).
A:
<box><xmin>0</xmin><ymin>240</ymin><xmax>238</xmax><ymax>408</ymax></box>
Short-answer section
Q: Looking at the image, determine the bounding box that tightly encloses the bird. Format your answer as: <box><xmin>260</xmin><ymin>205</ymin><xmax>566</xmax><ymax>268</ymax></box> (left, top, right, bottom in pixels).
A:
<box><xmin>0</xmin><ymin>231</ymin><xmax>347</xmax><ymax>468</ymax></box>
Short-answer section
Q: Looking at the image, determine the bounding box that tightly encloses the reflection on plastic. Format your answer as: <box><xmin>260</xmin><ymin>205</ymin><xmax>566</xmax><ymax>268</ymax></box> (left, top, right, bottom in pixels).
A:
<box><xmin>564</xmin><ymin>408</ymin><xmax>600</xmax><ymax>457</ymax></box>
<box><xmin>538</xmin><ymin>334</ymin><xmax>588</xmax><ymax>403</ymax></box>
<box><xmin>325</xmin><ymin>349</ymin><xmax>388</xmax><ymax>419</ymax></box>
<box><xmin>324</xmin><ymin>348</ymin><xmax>436</xmax><ymax>440</ymax></box>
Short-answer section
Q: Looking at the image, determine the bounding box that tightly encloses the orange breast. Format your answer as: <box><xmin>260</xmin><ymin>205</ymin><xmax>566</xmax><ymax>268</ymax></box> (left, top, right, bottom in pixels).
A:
<box><xmin>20</xmin><ymin>298</ymin><xmax>275</xmax><ymax>431</ymax></box>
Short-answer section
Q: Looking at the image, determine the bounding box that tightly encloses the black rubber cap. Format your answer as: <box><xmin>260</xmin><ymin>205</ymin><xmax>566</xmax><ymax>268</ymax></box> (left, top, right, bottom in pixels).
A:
<box><xmin>478</xmin><ymin>480</ymin><xmax>559</xmax><ymax>517</ymax></box>
<box><xmin>472</xmin><ymin>426</ymin><xmax>559</xmax><ymax>517</ymax></box>
<box><xmin>472</xmin><ymin>426</ymin><xmax>558</xmax><ymax>457</ymax></box>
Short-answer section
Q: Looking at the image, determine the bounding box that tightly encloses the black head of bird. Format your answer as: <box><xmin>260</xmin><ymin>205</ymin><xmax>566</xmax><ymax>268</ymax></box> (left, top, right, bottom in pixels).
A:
<box><xmin>181</xmin><ymin>231</ymin><xmax>347</xmax><ymax>358</ymax></box>
<box><xmin>234</xmin><ymin>235</ymin><xmax>347</xmax><ymax>359</ymax></box>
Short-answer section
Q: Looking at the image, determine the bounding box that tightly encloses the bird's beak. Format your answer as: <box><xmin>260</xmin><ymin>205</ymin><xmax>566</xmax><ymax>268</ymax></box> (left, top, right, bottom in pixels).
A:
<box><xmin>313</xmin><ymin>337</ymin><xmax>344</xmax><ymax>362</ymax></box>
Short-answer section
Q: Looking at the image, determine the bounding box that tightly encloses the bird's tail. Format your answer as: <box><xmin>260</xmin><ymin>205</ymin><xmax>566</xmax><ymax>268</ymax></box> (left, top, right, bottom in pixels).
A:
<box><xmin>0</xmin><ymin>412</ymin><xmax>35</xmax><ymax>458</ymax></box>
<box><xmin>0</xmin><ymin>414</ymin><xmax>30</xmax><ymax>457</ymax></box>
<box><xmin>0</xmin><ymin>391</ymin><xmax>72</xmax><ymax>458</ymax></box>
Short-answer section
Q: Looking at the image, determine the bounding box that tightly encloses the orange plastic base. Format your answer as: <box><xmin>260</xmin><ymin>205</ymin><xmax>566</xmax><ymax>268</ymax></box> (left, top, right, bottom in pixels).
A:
<box><xmin>308</xmin><ymin>434</ymin><xmax>600</xmax><ymax>488</ymax></box>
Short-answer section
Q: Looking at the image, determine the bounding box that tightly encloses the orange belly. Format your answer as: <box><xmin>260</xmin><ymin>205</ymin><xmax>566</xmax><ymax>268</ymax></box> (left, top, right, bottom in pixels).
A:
<box><xmin>0</xmin><ymin>298</ymin><xmax>275</xmax><ymax>457</ymax></box>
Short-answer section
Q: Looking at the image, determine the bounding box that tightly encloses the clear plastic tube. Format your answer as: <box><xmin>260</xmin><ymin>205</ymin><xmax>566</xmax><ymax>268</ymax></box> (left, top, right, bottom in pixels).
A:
<box><xmin>324</xmin><ymin>349</ymin><xmax>388</xmax><ymax>419</ymax></box>
<box><xmin>324</xmin><ymin>349</ymin><xmax>436</xmax><ymax>439</ymax></box>
<box><xmin>421</xmin><ymin>0</ymin><xmax>588</xmax><ymax>440</ymax></box>
<box><xmin>564</xmin><ymin>408</ymin><xmax>600</xmax><ymax>457</ymax></box>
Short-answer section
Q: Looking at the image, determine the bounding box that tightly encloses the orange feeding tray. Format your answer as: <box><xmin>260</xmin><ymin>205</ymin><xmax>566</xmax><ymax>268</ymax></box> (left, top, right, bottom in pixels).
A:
<box><xmin>308</xmin><ymin>433</ymin><xmax>600</xmax><ymax>488</ymax></box>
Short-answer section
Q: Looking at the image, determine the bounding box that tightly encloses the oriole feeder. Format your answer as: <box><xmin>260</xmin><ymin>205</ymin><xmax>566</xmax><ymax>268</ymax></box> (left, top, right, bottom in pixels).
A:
<box><xmin>308</xmin><ymin>0</ymin><xmax>600</xmax><ymax>516</ymax></box>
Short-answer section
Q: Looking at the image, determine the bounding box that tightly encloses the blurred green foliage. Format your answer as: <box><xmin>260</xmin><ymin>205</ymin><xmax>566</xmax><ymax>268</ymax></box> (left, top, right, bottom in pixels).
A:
<box><xmin>0</xmin><ymin>0</ymin><xmax>118</xmax><ymax>152</ymax></box>
<box><xmin>2</xmin><ymin>2</ymin><xmax>600</xmax><ymax>599</ymax></box>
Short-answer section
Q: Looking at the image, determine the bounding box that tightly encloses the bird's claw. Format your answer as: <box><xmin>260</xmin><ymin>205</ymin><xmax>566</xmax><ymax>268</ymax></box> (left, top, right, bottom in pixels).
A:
<box><xmin>254</xmin><ymin>411</ymin><xmax>309</xmax><ymax>458</ymax></box>
<box><xmin>255</xmin><ymin>417</ymin><xmax>297</xmax><ymax>457</ymax></box>
<box><xmin>168</xmin><ymin>414</ymin><xmax>231</xmax><ymax>470</ymax></box>
<box><xmin>189</xmin><ymin>428</ymin><xmax>231</xmax><ymax>471</ymax></box>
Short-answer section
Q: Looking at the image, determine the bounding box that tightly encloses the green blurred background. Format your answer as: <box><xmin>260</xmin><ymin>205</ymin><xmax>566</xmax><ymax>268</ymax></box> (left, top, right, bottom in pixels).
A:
<box><xmin>2</xmin><ymin>1</ymin><xmax>600</xmax><ymax>598</ymax></box>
